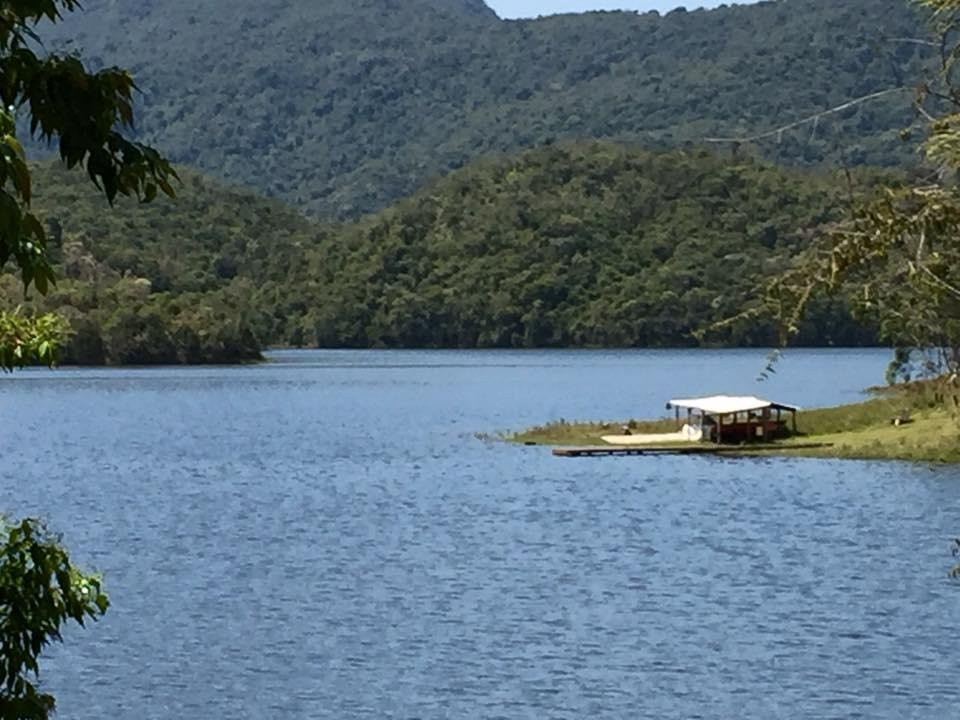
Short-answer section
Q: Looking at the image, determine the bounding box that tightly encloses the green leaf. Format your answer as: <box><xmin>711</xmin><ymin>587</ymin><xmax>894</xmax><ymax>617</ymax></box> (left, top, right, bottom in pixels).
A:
<box><xmin>0</xmin><ymin>191</ymin><xmax>22</xmax><ymax>244</ymax></box>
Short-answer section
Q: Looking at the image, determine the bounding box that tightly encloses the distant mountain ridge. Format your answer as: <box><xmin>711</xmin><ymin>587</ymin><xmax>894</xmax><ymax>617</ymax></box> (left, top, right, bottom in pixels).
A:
<box><xmin>40</xmin><ymin>0</ymin><xmax>930</xmax><ymax>218</ymax></box>
<box><xmin>448</xmin><ymin>0</ymin><xmax>498</xmax><ymax>16</ymax></box>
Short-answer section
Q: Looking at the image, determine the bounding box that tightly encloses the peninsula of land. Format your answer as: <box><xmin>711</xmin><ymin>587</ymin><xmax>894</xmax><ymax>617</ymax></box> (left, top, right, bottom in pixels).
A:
<box><xmin>511</xmin><ymin>390</ymin><xmax>960</xmax><ymax>464</ymax></box>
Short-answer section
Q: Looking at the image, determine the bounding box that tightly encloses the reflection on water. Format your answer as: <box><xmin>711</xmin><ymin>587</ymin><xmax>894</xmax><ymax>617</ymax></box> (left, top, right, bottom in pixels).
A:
<box><xmin>1</xmin><ymin>349</ymin><xmax>958</xmax><ymax>719</ymax></box>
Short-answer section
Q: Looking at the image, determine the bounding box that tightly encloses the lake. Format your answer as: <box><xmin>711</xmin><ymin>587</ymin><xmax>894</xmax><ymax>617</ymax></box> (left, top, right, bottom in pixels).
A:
<box><xmin>2</xmin><ymin>348</ymin><xmax>958</xmax><ymax>718</ymax></box>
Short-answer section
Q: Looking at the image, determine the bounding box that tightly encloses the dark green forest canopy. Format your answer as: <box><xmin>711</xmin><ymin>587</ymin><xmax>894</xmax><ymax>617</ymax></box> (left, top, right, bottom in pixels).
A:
<box><xmin>302</xmin><ymin>143</ymin><xmax>888</xmax><ymax>349</ymax></box>
<box><xmin>10</xmin><ymin>144</ymin><xmax>895</xmax><ymax>359</ymax></box>
<box><xmin>38</xmin><ymin>0</ymin><xmax>930</xmax><ymax>219</ymax></box>
<box><xmin>0</xmin><ymin>164</ymin><xmax>315</xmax><ymax>364</ymax></box>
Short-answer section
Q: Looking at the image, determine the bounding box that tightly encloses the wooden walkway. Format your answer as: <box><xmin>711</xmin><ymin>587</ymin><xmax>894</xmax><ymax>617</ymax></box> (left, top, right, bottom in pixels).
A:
<box><xmin>552</xmin><ymin>443</ymin><xmax>833</xmax><ymax>458</ymax></box>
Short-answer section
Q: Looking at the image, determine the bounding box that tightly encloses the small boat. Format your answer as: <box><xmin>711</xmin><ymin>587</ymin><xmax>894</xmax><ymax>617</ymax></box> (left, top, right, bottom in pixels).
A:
<box><xmin>602</xmin><ymin>423</ymin><xmax>702</xmax><ymax>446</ymax></box>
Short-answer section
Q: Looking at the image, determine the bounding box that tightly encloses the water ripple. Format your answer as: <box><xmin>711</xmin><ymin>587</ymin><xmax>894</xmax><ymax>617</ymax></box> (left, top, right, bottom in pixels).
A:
<box><xmin>1</xmin><ymin>349</ymin><xmax>958</xmax><ymax>718</ymax></box>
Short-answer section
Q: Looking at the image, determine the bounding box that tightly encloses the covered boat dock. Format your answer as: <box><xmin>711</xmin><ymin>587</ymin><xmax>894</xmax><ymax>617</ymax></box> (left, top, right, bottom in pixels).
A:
<box><xmin>666</xmin><ymin>395</ymin><xmax>799</xmax><ymax>444</ymax></box>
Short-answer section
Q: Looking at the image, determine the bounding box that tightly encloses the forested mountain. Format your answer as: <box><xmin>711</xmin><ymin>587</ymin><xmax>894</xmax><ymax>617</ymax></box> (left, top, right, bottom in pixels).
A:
<box><xmin>9</xmin><ymin>146</ymin><xmax>888</xmax><ymax>362</ymax></box>
<box><xmin>1</xmin><ymin>165</ymin><xmax>316</xmax><ymax>364</ymax></box>
<box><xmin>39</xmin><ymin>0</ymin><xmax>929</xmax><ymax>219</ymax></box>
<box><xmin>298</xmin><ymin>143</ymin><xmax>884</xmax><ymax>348</ymax></box>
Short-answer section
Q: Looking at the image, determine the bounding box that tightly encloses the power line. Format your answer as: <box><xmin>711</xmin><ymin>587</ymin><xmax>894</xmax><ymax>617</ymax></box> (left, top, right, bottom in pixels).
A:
<box><xmin>703</xmin><ymin>87</ymin><xmax>912</xmax><ymax>145</ymax></box>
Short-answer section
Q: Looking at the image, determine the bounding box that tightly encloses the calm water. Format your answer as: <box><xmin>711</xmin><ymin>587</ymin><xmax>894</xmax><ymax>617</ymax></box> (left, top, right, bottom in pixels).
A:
<box><xmin>2</xmin><ymin>349</ymin><xmax>959</xmax><ymax>718</ymax></box>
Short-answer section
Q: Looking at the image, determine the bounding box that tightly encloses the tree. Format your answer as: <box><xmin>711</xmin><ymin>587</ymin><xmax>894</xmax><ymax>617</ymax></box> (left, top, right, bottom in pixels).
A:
<box><xmin>713</xmin><ymin>0</ymin><xmax>960</xmax><ymax>412</ymax></box>
<box><xmin>0</xmin><ymin>2</ymin><xmax>173</xmax><ymax>717</ymax></box>
<box><xmin>0</xmin><ymin>518</ymin><xmax>108</xmax><ymax>720</ymax></box>
<box><xmin>0</xmin><ymin>0</ymin><xmax>176</xmax><ymax>371</ymax></box>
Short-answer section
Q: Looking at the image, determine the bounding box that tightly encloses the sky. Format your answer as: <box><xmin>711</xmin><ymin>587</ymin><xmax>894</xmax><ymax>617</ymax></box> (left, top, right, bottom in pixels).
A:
<box><xmin>486</xmin><ymin>0</ymin><xmax>756</xmax><ymax>18</ymax></box>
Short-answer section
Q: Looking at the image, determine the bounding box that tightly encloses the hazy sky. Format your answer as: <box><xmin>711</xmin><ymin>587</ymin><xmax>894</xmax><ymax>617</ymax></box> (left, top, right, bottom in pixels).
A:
<box><xmin>486</xmin><ymin>0</ymin><xmax>755</xmax><ymax>18</ymax></box>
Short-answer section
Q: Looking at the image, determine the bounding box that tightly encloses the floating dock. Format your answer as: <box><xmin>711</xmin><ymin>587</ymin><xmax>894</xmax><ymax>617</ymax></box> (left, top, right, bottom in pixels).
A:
<box><xmin>552</xmin><ymin>443</ymin><xmax>833</xmax><ymax>458</ymax></box>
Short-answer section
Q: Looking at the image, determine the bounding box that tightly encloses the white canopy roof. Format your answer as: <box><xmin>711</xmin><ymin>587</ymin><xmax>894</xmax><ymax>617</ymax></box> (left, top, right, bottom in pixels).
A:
<box><xmin>667</xmin><ymin>395</ymin><xmax>799</xmax><ymax>415</ymax></box>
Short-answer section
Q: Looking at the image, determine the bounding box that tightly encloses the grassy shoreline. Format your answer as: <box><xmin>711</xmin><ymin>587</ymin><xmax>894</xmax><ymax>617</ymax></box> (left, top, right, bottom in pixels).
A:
<box><xmin>510</xmin><ymin>394</ymin><xmax>960</xmax><ymax>464</ymax></box>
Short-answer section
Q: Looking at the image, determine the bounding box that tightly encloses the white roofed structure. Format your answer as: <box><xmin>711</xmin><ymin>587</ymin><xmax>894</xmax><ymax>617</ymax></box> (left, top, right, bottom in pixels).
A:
<box><xmin>665</xmin><ymin>395</ymin><xmax>800</xmax><ymax>443</ymax></box>
<box><xmin>667</xmin><ymin>395</ymin><xmax>800</xmax><ymax>415</ymax></box>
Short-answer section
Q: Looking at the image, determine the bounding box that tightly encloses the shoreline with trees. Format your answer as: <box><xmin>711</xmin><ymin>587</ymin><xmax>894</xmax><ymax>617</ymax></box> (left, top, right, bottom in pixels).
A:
<box><xmin>7</xmin><ymin>146</ymin><xmax>901</xmax><ymax>364</ymax></box>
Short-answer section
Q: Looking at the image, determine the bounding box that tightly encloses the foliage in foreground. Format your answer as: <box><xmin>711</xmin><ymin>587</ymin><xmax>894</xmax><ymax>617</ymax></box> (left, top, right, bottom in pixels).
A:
<box><xmin>0</xmin><ymin>1</ymin><xmax>174</xmax><ymax>715</ymax></box>
<box><xmin>0</xmin><ymin>518</ymin><xmax>108</xmax><ymax>719</ymax></box>
<box><xmin>722</xmin><ymin>0</ymin><xmax>960</xmax><ymax>415</ymax></box>
<box><xmin>0</xmin><ymin>0</ymin><xmax>176</xmax><ymax>371</ymax></box>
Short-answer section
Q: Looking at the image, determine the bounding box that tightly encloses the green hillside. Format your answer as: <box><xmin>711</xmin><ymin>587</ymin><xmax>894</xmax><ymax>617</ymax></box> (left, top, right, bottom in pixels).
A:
<box><xmin>39</xmin><ymin>0</ymin><xmax>930</xmax><ymax>219</ymax></box>
<box><xmin>2</xmin><ymin>164</ymin><xmax>316</xmax><ymax>364</ymax></box>
<box><xmin>296</xmin><ymin>143</ymin><xmax>884</xmax><ymax>348</ymax></box>
<box><xmin>10</xmin><ymin>145</ymin><xmax>890</xmax><ymax>361</ymax></box>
